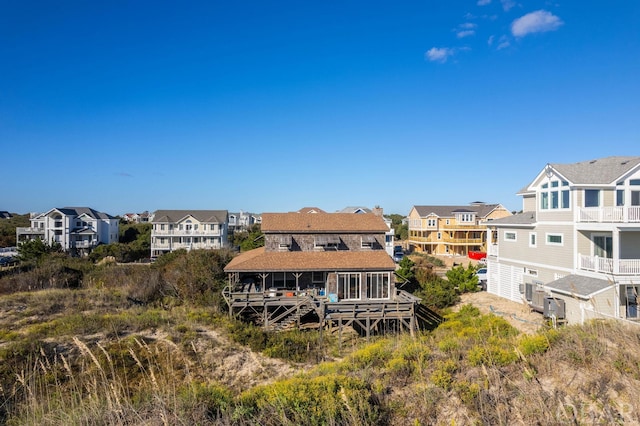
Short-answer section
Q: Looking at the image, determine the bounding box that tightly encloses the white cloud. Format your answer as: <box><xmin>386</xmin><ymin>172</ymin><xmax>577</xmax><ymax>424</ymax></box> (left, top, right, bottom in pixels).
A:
<box><xmin>459</xmin><ymin>22</ymin><xmax>477</xmax><ymax>30</ymax></box>
<box><xmin>487</xmin><ymin>35</ymin><xmax>494</xmax><ymax>46</ymax></box>
<box><xmin>496</xmin><ymin>35</ymin><xmax>510</xmax><ymax>50</ymax></box>
<box><xmin>501</xmin><ymin>0</ymin><xmax>515</xmax><ymax>11</ymax></box>
<box><xmin>457</xmin><ymin>30</ymin><xmax>475</xmax><ymax>38</ymax></box>
<box><xmin>511</xmin><ymin>10</ymin><xmax>563</xmax><ymax>37</ymax></box>
<box><xmin>477</xmin><ymin>0</ymin><xmax>491</xmax><ymax>5</ymax></box>
<box><xmin>425</xmin><ymin>47</ymin><xmax>455</xmax><ymax>63</ymax></box>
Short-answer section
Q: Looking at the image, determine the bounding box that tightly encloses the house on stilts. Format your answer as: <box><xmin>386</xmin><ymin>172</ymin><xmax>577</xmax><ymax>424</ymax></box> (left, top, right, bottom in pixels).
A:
<box><xmin>222</xmin><ymin>209</ymin><xmax>441</xmax><ymax>337</ymax></box>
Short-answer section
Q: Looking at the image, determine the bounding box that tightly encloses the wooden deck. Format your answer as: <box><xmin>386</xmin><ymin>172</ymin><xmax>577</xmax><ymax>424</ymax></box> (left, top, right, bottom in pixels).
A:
<box><xmin>222</xmin><ymin>287</ymin><xmax>442</xmax><ymax>337</ymax></box>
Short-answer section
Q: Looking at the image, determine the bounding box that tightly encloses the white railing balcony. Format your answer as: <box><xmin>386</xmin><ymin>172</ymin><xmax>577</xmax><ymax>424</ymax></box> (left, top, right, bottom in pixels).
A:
<box><xmin>71</xmin><ymin>241</ymin><xmax>96</xmax><ymax>248</ymax></box>
<box><xmin>579</xmin><ymin>254</ymin><xmax>640</xmax><ymax>276</ymax></box>
<box><xmin>16</xmin><ymin>227</ymin><xmax>45</xmax><ymax>235</ymax></box>
<box><xmin>578</xmin><ymin>206</ymin><xmax>640</xmax><ymax>223</ymax></box>
<box><xmin>153</xmin><ymin>229</ymin><xmax>221</xmax><ymax>237</ymax></box>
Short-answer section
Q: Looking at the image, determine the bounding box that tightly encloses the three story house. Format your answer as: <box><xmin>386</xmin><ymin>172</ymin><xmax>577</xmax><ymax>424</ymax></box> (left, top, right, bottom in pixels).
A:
<box><xmin>16</xmin><ymin>207</ymin><xmax>119</xmax><ymax>255</ymax></box>
<box><xmin>150</xmin><ymin>210</ymin><xmax>229</xmax><ymax>258</ymax></box>
<box><xmin>485</xmin><ymin>156</ymin><xmax>640</xmax><ymax>325</ymax></box>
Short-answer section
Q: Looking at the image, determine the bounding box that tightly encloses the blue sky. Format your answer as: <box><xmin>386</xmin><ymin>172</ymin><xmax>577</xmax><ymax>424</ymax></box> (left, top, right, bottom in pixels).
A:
<box><xmin>2</xmin><ymin>1</ymin><xmax>639</xmax><ymax>216</ymax></box>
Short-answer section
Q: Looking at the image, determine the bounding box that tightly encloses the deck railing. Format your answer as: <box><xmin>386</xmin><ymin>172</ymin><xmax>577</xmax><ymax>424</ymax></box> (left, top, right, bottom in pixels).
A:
<box><xmin>579</xmin><ymin>254</ymin><xmax>640</xmax><ymax>275</ymax></box>
<box><xmin>578</xmin><ymin>206</ymin><xmax>640</xmax><ymax>223</ymax></box>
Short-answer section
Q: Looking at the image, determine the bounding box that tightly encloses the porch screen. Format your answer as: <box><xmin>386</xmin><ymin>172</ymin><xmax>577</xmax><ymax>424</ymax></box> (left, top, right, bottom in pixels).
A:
<box><xmin>337</xmin><ymin>273</ymin><xmax>360</xmax><ymax>300</ymax></box>
<box><xmin>366</xmin><ymin>272</ymin><xmax>389</xmax><ymax>299</ymax></box>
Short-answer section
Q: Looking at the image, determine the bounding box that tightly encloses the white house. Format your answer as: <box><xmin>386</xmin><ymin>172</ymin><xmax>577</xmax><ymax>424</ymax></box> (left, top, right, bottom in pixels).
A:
<box><xmin>16</xmin><ymin>207</ymin><xmax>119</xmax><ymax>255</ymax></box>
<box><xmin>150</xmin><ymin>209</ymin><xmax>229</xmax><ymax>258</ymax></box>
<box><xmin>485</xmin><ymin>156</ymin><xmax>640</xmax><ymax>325</ymax></box>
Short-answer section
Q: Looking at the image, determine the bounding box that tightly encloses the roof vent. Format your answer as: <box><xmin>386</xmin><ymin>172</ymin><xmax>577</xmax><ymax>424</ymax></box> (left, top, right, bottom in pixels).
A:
<box><xmin>589</xmin><ymin>160</ymin><xmax>597</xmax><ymax>164</ymax></box>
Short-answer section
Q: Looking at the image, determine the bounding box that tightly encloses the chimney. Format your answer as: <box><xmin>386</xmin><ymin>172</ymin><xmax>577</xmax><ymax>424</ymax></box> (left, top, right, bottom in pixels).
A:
<box><xmin>372</xmin><ymin>206</ymin><xmax>383</xmax><ymax>216</ymax></box>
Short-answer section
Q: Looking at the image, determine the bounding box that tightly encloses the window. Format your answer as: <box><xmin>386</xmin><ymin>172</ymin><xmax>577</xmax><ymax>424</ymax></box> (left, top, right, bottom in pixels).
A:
<box><xmin>160</xmin><ymin>224</ymin><xmax>165</xmax><ymax>231</ymax></box>
<box><xmin>366</xmin><ymin>273</ymin><xmax>389</xmax><ymax>299</ymax></box>
<box><xmin>427</xmin><ymin>219</ymin><xmax>436</xmax><ymax>227</ymax></box>
<box><xmin>527</xmin><ymin>269</ymin><xmax>538</xmax><ymax>277</ymax></box>
<box><xmin>546</xmin><ymin>234</ymin><xmax>563</xmax><ymax>245</ymax></box>
<box><xmin>617</xmin><ymin>189</ymin><xmax>625</xmax><ymax>206</ymax></box>
<box><xmin>584</xmin><ymin>189</ymin><xmax>600</xmax><ymax>207</ymax></box>
<box><xmin>624</xmin><ymin>286</ymin><xmax>639</xmax><ymax>319</ymax></box>
<box><xmin>540</xmin><ymin>180</ymin><xmax>570</xmax><ymax>210</ymax></box>
<box><xmin>338</xmin><ymin>273</ymin><xmax>361</xmax><ymax>300</ymax></box>
<box><xmin>272</xmin><ymin>272</ymin><xmax>295</xmax><ymax>289</ymax></box>
<box><xmin>437</xmin><ymin>232</ymin><xmax>442</xmax><ymax>240</ymax></box>
<box><xmin>593</xmin><ymin>235</ymin><xmax>612</xmax><ymax>258</ymax></box>
<box><xmin>504</xmin><ymin>232</ymin><xmax>516</xmax><ymax>241</ymax></box>
<box><xmin>312</xmin><ymin>272</ymin><xmax>326</xmax><ymax>286</ymax></box>
<box><xmin>529</xmin><ymin>232</ymin><xmax>537</xmax><ymax>248</ymax></box>
<box><xmin>457</xmin><ymin>213</ymin><xmax>475</xmax><ymax>223</ymax></box>
<box><xmin>276</xmin><ymin>235</ymin><xmax>292</xmax><ymax>250</ymax></box>
<box><xmin>315</xmin><ymin>235</ymin><xmax>340</xmax><ymax>249</ymax></box>
<box><xmin>361</xmin><ymin>236</ymin><xmax>376</xmax><ymax>249</ymax></box>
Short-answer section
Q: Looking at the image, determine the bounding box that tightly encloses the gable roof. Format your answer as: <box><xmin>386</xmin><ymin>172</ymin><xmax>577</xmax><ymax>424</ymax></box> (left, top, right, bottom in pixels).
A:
<box><xmin>152</xmin><ymin>210</ymin><xmax>228</xmax><ymax>223</ymax></box>
<box><xmin>45</xmin><ymin>207</ymin><xmax>116</xmax><ymax>220</ymax></box>
<box><xmin>339</xmin><ymin>206</ymin><xmax>372</xmax><ymax>214</ymax></box>
<box><xmin>224</xmin><ymin>247</ymin><xmax>395</xmax><ymax>272</ymax></box>
<box><xmin>296</xmin><ymin>207</ymin><xmax>326</xmax><ymax>214</ymax></box>
<box><xmin>551</xmin><ymin>156</ymin><xmax>640</xmax><ymax>184</ymax></box>
<box><xmin>484</xmin><ymin>211</ymin><xmax>536</xmax><ymax>227</ymax></box>
<box><xmin>412</xmin><ymin>204</ymin><xmax>503</xmax><ymax>218</ymax></box>
<box><xmin>261</xmin><ymin>212</ymin><xmax>389</xmax><ymax>233</ymax></box>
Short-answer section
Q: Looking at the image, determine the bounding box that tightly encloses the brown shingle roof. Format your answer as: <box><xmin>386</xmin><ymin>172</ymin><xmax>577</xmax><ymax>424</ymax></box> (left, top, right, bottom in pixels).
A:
<box><xmin>261</xmin><ymin>212</ymin><xmax>389</xmax><ymax>233</ymax></box>
<box><xmin>224</xmin><ymin>247</ymin><xmax>395</xmax><ymax>272</ymax></box>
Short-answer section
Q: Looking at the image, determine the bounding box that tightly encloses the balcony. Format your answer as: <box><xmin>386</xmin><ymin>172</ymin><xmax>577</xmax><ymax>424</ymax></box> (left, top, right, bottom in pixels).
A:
<box><xmin>579</xmin><ymin>254</ymin><xmax>640</xmax><ymax>275</ymax></box>
<box><xmin>408</xmin><ymin>235</ymin><xmax>483</xmax><ymax>245</ymax></box>
<box><xmin>71</xmin><ymin>240</ymin><xmax>97</xmax><ymax>249</ymax></box>
<box><xmin>578</xmin><ymin>206</ymin><xmax>640</xmax><ymax>223</ymax></box>
<box><xmin>16</xmin><ymin>227</ymin><xmax>45</xmax><ymax>235</ymax></box>
<box><xmin>153</xmin><ymin>229</ymin><xmax>221</xmax><ymax>236</ymax></box>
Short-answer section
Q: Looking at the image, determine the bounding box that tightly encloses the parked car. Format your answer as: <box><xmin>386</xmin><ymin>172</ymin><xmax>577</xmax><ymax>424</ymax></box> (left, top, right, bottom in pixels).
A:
<box><xmin>393</xmin><ymin>252</ymin><xmax>404</xmax><ymax>263</ymax></box>
<box><xmin>475</xmin><ymin>268</ymin><xmax>487</xmax><ymax>281</ymax></box>
<box><xmin>393</xmin><ymin>245</ymin><xmax>403</xmax><ymax>254</ymax></box>
<box><xmin>475</xmin><ymin>268</ymin><xmax>487</xmax><ymax>290</ymax></box>
<box><xmin>0</xmin><ymin>256</ymin><xmax>17</xmax><ymax>267</ymax></box>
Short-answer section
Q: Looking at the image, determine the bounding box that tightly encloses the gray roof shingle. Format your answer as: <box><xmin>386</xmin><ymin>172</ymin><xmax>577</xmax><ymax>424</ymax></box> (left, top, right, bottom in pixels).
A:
<box><xmin>152</xmin><ymin>210</ymin><xmax>228</xmax><ymax>223</ymax></box>
<box><xmin>545</xmin><ymin>274</ymin><xmax>614</xmax><ymax>299</ymax></box>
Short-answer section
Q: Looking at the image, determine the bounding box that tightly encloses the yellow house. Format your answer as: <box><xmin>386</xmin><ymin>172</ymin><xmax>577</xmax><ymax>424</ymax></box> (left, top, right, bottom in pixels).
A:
<box><xmin>407</xmin><ymin>202</ymin><xmax>512</xmax><ymax>256</ymax></box>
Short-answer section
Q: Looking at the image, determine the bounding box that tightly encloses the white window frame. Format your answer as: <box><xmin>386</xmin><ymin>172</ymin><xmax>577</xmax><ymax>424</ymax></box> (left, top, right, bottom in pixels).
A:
<box><xmin>546</xmin><ymin>233</ymin><xmax>564</xmax><ymax>246</ymax></box>
<box><xmin>504</xmin><ymin>231</ymin><xmax>517</xmax><ymax>242</ymax></box>
<box><xmin>366</xmin><ymin>272</ymin><xmax>390</xmax><ymax>300</ymax></box>
<box><xmin>529</xmin><ymin>232</ymin><xmax>537</xmax><ymax>248</ymax></box>
<box><xmin>337</xmin><ymin>273</ymin><xmax>361</xmax><ymax>300</ymax></box>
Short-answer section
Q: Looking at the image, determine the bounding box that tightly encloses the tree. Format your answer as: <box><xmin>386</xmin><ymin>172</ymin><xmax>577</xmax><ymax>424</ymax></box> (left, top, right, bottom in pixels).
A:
<box><xmin>385</xmin><ymin>214</ymin><xmax>408</xmax><ymax>240</ymax></box>
<box><xmin>445</xmin><ymin>263</ymin><xmax>479</xmax><ymax>293</ymax></box>
<box><xmin>232</xmin><ymin>224</ymin><xmax>264</xmax><ymax>252</ymax></box>
<box><xmin>0</xmin><ymin>214</ymin><xmax>30</xmax><ymax>247</ymax></box>
<box><xmin>17</xmin><ymin>239</ymin><xmax>62</xmax><ymax>262</ymax></box>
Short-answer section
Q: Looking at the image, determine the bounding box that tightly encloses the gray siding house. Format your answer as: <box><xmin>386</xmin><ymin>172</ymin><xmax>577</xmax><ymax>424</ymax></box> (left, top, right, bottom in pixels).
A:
<box><xmin>485</xmin><ymin>156</ymin><xmax>640</xmax><ymax>325</ymax></box>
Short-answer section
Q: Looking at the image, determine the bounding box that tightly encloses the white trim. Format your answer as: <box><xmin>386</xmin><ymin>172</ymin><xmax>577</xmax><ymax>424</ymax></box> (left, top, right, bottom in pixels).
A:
<box><xmin>545</xmin><ymin>233</ymin><xmax>564</xmax><ymax>246</ymax></box>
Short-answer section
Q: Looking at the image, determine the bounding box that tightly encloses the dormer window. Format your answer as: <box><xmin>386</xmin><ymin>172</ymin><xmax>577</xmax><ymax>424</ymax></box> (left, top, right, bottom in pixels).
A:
<box><xmin>456</xmin><ymin>213</ymin><xmax>476</xmax><ymax>223</ymax></box>
<box><xmin>315</xmin><ymin>235</ymin><xmax>340</xmax><ymax>249</ymax></box>
<box><xmin>361</xmin><ymin>235</ymin><xmax>376</xmax><ymax>249</ymax></box>
<box><xmin>276</xmin><ymin>235</ymin><xmax>292</xmax><ymax>250</ymax></box>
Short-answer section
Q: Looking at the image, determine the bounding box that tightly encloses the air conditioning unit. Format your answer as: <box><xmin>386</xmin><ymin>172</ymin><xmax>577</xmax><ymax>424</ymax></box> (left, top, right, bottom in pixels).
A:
<box><xmin>531</xmin><ymin>290</ymin><xmax>546</xmax><ymax>310</ymax></box>
<box><xmin>524</xmin><ymin>283</ymin><xmax>533</xmax><ymax>301</ymax></box>
<box><xmin>543</xmin><ymin>297</ymin><xmax>565</xmax><ymax>319</ymax></box>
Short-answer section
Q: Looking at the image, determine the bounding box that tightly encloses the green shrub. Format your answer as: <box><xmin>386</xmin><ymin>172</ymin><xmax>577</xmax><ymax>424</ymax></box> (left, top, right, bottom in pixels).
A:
<box><xmin>517</xmin><ymin>334</ymin><xmax>550</xmax><ymax>356</ymax></box>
